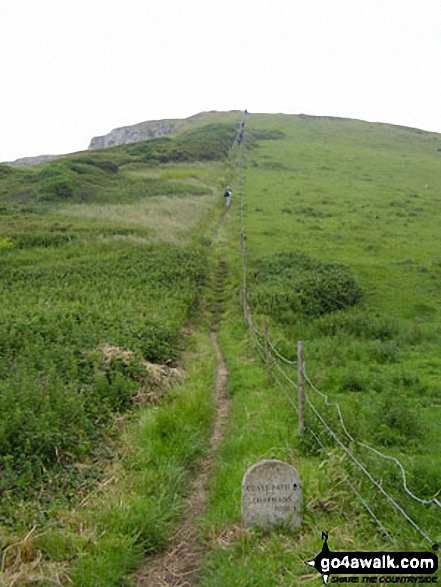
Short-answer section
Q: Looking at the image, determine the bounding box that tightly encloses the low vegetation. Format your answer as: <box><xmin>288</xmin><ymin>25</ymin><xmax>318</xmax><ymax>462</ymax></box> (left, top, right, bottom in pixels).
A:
<box><xmin>0</xmin><ymin>119</ymin><xmax>235</xmax><ymax>523</ymax></box>
<box><xmin>1</xmin><ymin>111</ymin><xmax>440</xmax><ymax>585</ymax></box>
<box><xmin>249</xmin><ymin>250</ymin><xmax>363</xmax><ymax>321</ymax></box>
<box><xmin>0</xmin><ymin>123</ymin><xmax>236</xmax><ymax>206</ymax></box>
<box><xmin>0</xmin><ymin>240</ymin><xmax>207</xmax><ymax>516</ymax></box>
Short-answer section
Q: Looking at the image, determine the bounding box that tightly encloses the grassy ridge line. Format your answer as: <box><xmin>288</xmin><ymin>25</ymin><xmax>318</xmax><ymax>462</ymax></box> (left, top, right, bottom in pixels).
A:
<box><xmin>87</xmin><ymin>110</ymin><xmax>243</xmax><ymax>149</ymax></box>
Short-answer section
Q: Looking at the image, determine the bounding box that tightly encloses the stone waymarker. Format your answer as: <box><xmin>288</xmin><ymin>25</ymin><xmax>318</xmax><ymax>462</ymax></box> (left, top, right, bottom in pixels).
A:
<box><xmin>241</xmin><ymin>459</ymin><xmax>302</xmax><ymax>531</ymax></box>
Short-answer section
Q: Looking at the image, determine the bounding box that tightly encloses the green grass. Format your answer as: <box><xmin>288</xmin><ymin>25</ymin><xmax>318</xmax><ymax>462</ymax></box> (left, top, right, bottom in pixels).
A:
<box><xmin>0</xmin><ymin>329</ymin><xmax>217</xmax><ymax>587</ymax></box>
<box><xmin>0</xmin><ymin>114</ymin><xmax>242</xmax><ymax>585</ymax></box>
<box><xmin>240</xmin><ymin>114</ymin><xmax>441</xmax><ymax>490</ymax></box>
<box><xmin>0</xmin><ymin>231</ymin><xmax>209</xmax><ymax>517</ymax></box>
<box><xmin>2</xmin><ymin>111</ymin><xmax>441</xmax><ymax>585</ymax></box>
<box><xmin>63</xmin><ymin>330</ymin><xmax>217</xmax><ymax>587</ymax></box>
<box><xmin>0</xmin><ymin>119</ymin><xmax>237</xmax><ymax>513</ymax></box>
<box><xmin>195</xmin><ymin>113</ymin><xmax>441</xmax><ymax>584</ymax></box>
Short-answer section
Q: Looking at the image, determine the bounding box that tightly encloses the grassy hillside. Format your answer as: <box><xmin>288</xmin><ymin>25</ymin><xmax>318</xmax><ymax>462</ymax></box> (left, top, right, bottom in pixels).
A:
<box><xmin>0</xmin><ymin>119</ymin><xmax>236</xmax><ymax>515</ymax></box>
<box><xmin>197</xmin><ymin>113</ymin><xmax>441</xmax><ymax>584</ymax></box>
<box><xmin>0</xmin><ymin>115</ymin><xmax>240</xmax><ymax>585</ymax></box>
<box><xmin>1</xmin><ymin>112</ymin><xmax>440</xmax><ymax>585</ymax></box>
<box><xmin>243</xmin><ymin>113</ymin><xmax>441</xmax><ymax>490</ymax></box>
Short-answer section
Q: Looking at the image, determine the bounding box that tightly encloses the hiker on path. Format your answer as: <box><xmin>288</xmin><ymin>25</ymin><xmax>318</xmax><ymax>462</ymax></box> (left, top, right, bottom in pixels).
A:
<box><xmin>223</xmin><ymin>187</ymin><xmax>232</xmax><ymax>208</ymax></box>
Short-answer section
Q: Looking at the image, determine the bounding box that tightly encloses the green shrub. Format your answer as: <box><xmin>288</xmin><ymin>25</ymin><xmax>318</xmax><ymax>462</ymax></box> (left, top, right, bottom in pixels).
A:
<box><xmin>67</xmin><ymin>162</ymin><xmax>93</xmax><ymax>175</ymax></box>
<box><xmin>369</xmin><ymin>339</ymin><xmax>400</xmax><ymax>363</ymax></box>
<box><xmin>69</xmin><ymin>158</ymin><xmax>119</xmax><ymax>174</ymax></box>
<box><xmin>39</xmin><ymin>176</ymin><xmax>76</xmax><ymax>200</ymax></box>
<box><xmin>0</xmin><ymin>237</ymin><xmax>14</xmax><ymax>249</ymax></box>
<box><xmin>0</xmin><ymin>164</ymin><xmax>13</xmax><ymax>177</ymax></box>
<box><xmin>94</xmin><ymin>160</ymin><xmax>119</xmax><ymax>173</ymax></box>
<box><xmin>249</xmin><ymin>251</ymin><xmax>363</xmax><ymax>322</ymax></box>
<box><xmin>407</xmin><ymin>458</ymin><xmax>440</xmax><ymax>498</ymax></box>
<box><xmin>37</xmin><ymin>164</ymin><xmax>65</xmax><ymax>179</ymax></box>
<box><xmin>72</xmin><ymin>155</ymin><xmax>95</xmax><ymax>165</ymax></box>
<box><xmin>340</xmin><ymin>371</ymin><xmax>366</xmax><ymax>392</ymax></box>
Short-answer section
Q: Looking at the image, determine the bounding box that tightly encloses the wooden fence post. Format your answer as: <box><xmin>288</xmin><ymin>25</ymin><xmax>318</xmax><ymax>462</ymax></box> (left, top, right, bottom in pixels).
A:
<box><xmin>298</xmin><ymin>340</ymin><xmax>305</xmax><ymax>437</ymax></box>
<box><xmin>264</xmin><ymin>318</ymin><xmax>271</xmax><ymax>381</ymax></box>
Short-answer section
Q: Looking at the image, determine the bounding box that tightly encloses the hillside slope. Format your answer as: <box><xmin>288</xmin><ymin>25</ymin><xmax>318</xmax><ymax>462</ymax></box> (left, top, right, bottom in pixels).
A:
<box><xmin>1</xmin><ymin>112</ymin><xmax>440</xmax><ymax>586</ymax></box>
<box><xmin>193</xmin><ymin>112</ymin><xmax>441</xmax><ymax>585</ymax></box>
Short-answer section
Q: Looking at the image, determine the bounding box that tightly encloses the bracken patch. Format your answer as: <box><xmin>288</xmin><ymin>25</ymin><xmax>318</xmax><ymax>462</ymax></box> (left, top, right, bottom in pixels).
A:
<box><xmin>249</xmin><ymin>251</ymin><xmax>363</xmax><ymax>323</ymax></box>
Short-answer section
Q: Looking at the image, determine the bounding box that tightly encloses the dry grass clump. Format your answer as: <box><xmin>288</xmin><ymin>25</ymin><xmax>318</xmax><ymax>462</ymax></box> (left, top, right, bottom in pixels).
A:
<box><xmin>96</xmin><ymin>343</ymin><xmax>183</xmax><ymax>405</ymax></box>
<box><xmin>1</xmin><ymin>528</ymin><xmax>69</xmax><ymax>587</ymax></box>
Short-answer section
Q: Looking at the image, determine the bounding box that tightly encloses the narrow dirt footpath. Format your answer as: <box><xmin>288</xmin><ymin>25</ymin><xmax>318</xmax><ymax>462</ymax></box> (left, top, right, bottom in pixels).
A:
<box><xmin>134</xmin><ymin>328</ymin><xmax>229</xmax><ymax>587</ymax></box>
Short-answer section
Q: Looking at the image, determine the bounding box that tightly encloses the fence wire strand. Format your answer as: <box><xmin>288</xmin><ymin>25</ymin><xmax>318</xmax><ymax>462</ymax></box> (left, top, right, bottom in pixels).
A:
<box><xmin>304</xmin><ymin>365</ymin><xmax>441</xmax><ymax>508</ymax></box>
<box><xmin>305</xmin><ymin>392</ymin><xmax>437</xmax><ymax>547</ymax></box>
<box><xmin>307</xmin><ymin>427</ymin><xmax>396</xmax><ymax>544</ymax></box>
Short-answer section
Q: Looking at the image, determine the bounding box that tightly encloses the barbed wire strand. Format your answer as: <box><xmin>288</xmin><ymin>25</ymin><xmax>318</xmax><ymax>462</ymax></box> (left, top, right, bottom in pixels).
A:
<box><xmin>303</xmin><ymin>365</ymin><xmax>357</xmax><ymax>444</ymax></box>
<box><xmin>266</xmin><ymin>336</ymin><xmax>298</xmax><ymax>365</ymax></box>
<box><xmin>271</xmin><ymin>355</ymin><xmax>299</xmax><ymax>389</ymax></box>
<box><xmin>270</xmin><ymin>362</ymin><xmax>299</xmax><ymax>416</ymax></box>
<box><xmin>307</xmin><ymin>427</ymin><xmax>396</xmax><ymax>544</ymax></box>
<box><xmin>305</xmin><ymin>392</ymin><xmax>437</xmax><ymax>547</ymax></box>
<box><xmin>303</xmin><ymin>365</ymin><xmax>441</xmax><ymax>507</ymax></box>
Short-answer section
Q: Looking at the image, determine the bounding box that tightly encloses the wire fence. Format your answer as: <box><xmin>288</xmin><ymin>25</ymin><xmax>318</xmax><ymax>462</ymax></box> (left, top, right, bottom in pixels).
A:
<box><xmin>229</xmin><ymin>111</ymin><xmax>440</xmax><ymax>550</ymax></box>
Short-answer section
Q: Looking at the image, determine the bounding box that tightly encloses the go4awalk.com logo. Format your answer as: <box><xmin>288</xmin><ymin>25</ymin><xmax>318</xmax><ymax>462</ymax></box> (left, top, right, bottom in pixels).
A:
<box><xmin>306</xmin><ymin>533</ymin><xmax>438</xmax><ymax>584</ymax></box>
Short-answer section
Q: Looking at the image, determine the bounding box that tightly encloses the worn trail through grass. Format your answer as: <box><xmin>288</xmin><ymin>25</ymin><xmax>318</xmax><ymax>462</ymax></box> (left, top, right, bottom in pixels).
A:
<box><xmin>135</xmin><ymin>264</ymin><xmax>230</xmax><ymax>587</ymax></box>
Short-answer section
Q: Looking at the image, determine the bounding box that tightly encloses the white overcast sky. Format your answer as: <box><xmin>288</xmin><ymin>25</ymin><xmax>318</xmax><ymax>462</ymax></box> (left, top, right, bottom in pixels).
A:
<box><xmin>1</xmin><ymin>0</ymin><xmax>440</xmax><ymax>162</ymax></box>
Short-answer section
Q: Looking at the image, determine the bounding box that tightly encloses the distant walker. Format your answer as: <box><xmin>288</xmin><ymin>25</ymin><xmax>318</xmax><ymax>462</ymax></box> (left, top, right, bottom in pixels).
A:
<box><xmin>224</xmin><ymin>186</ymin><xmax>232</xmax><ymax>208</ymax></box>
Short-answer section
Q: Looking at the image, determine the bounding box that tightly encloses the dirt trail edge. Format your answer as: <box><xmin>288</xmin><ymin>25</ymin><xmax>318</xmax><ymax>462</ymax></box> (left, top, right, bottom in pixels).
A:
<box><xmin>135</xmin><ymin>331</ymin><xmax>230</xmax><ymax>587</ymax></box>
